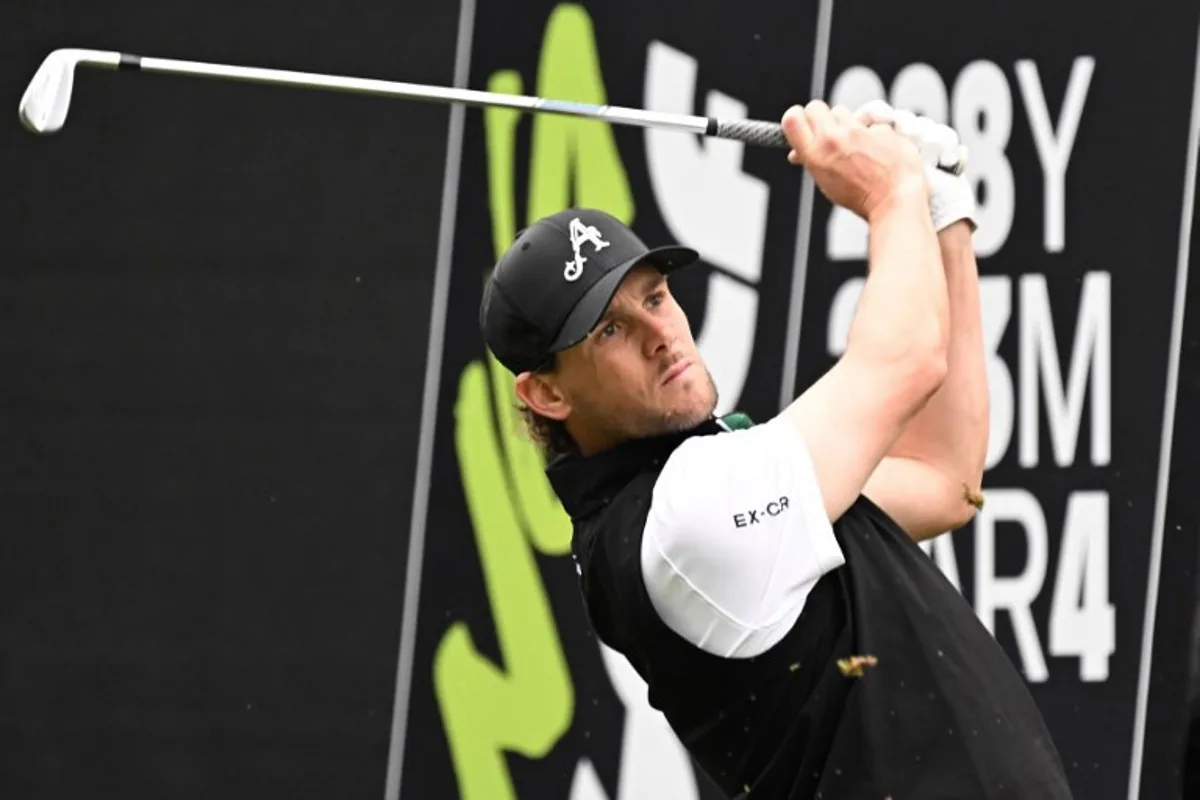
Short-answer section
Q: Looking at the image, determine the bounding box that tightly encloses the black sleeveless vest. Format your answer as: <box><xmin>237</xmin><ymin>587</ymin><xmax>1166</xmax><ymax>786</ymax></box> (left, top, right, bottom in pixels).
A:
<box><xmin>547</xmin><ymin>416</ymin><xmax>1073</xmax><ymax>800</ymax></box>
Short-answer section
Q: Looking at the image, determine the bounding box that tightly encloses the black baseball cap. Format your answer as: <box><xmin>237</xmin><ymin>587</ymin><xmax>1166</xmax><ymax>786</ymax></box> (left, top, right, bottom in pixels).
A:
<box><xmin>480</xmin><ymin>208</ymin><xmax>699</xmax><ymax>374</ymax></box>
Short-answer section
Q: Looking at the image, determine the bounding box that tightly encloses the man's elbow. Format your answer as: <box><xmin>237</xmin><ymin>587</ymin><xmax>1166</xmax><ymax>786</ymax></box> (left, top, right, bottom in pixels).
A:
<box><xmin>907</xmin><ymin>475</ymin><xmax>983</xmax><ymax>542</ymax></box>
<box><xmin>946</xmin><ymin>498</ymin><xmax>980</xmax><ymax>534</ymax></box>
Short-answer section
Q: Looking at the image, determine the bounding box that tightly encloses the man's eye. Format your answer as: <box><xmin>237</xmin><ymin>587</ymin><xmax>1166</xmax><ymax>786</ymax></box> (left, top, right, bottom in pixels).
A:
<box><xmin>599</xmin><ymin>322</ymin><xmax>617</xmax><ymax>338</ymax></box>
<box><xmin>647</xmin><ymin>291</ymin><xmax>664</xmax><ymax>307</ymax></box>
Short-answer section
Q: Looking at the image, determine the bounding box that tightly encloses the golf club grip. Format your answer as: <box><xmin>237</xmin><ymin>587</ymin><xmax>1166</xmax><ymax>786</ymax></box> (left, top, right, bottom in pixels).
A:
<box><xmin>713</xmin><ymin>119</ymin><xmax>789</xmax><ymax>149</ymax></box>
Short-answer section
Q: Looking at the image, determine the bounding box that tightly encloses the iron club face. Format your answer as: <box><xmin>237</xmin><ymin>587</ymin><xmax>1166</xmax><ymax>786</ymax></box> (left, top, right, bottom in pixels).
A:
<box><xmin>19</xmin><ymin>49</ymin><xmax>121</xmax><ymax>135</ymax></box>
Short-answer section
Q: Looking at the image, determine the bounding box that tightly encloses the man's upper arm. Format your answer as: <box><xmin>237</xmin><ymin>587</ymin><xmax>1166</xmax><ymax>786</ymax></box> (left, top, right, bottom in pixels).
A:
<box><xmin>777</xmin><ymin>352</ymin><xmax>945</xmax><ymax>523</ymax></box>
<box><xmin>640</xmin><ymin>421</ymin><xmax>844</xmax><ymax>659</ymax></box>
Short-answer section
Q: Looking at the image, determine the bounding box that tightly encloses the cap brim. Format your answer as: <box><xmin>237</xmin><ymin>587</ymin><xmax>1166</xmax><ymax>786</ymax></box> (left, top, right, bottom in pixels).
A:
<box><xmin>548</xmin><ymin>245</ymin><xmax>699</xmax><ymax>354</ymax></box>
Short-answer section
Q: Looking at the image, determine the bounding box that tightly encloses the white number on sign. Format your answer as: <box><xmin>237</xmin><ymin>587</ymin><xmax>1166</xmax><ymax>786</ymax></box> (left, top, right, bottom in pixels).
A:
<box><xmin>973</xmin><ymin>488</ymin><xmax>1115</xmax><ymax>683</ymax></box>
<box><xmin>951</xmin><ymin>60</ymin><xmax>1015</xmax><ymax>256</ymax></box>
<box><xmin>1048</xmin><ymin>491</ymin><xmax>1116</xmax><ymax>681</ymax></box>
<box><xmin>824</xmin><ymin>56</ymin><xmax>1094</xmax><ymax>260</ymax></box>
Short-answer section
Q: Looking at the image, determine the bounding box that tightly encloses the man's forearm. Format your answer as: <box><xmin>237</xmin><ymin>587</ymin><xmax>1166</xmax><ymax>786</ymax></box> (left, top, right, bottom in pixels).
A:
<box><xmin>847</xmin><ymin>180</ymin><xmax>950</xmax><ymax>373</ymax></box>
<box><xmin>883</xmin><ymin>221</ymin><xmax>989</xmax><ymax>495</ymax></box>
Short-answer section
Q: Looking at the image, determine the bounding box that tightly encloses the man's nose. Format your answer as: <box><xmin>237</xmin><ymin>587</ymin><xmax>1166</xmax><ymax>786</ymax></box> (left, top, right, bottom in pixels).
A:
<box><xmin>641</xmin><ymin>312</ymin><xmax>677</xmax><ymax>358</ymax></box>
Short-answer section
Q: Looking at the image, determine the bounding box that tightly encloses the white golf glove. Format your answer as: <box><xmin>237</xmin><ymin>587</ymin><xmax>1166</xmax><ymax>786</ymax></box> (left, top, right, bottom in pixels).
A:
<box><xmin>855</xmin><ymin>100</ymin><xmax>977</xmax><ymax>233</ymax></box>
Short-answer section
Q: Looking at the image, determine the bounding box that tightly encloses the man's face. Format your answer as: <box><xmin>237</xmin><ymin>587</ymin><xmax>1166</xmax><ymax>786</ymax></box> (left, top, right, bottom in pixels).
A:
<box><xmin>551</xmin><ymin>264</ymin><xmax>718</xmax><ymax>452</ymax></box>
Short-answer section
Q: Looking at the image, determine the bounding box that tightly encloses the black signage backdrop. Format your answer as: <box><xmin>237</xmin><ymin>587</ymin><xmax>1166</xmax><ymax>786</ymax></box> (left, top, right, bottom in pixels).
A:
<box><xmin>1</xmin><ymin>0</ymin><xmax>1198</xmax><ymax>798</ymax></box>
<box><xmin>800</xmin><ymin>2</ymin><xmax>1200</xmax><ymax>799</ymax></box>
<box><xmin>400</xmin><ymin>1</ymin><xmax>1200</xmax><ymax>799</ymax></box>
<box><xmin>1142</xmin><ymin>110</ymin><xmax>1200</xmax><ymax>799</ymax></box>
<box><xmin>0</xmin><ymin>1</ymin><xmax>459</xmax><ymax>796</ymax></box>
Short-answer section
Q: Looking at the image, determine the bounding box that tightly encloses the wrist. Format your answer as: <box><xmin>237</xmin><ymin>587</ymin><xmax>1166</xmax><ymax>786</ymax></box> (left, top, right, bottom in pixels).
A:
<box><xmin>867</xmin><ymin>171</ymin><xmax>930</xmax><ymax>226</ymax></box>
<box><xmin>937</xmin><ymin>219</ymin><xmax>974</xmax><ymax>248</ymax></box>
<box><xmin>937</xmin><ymin>221</ymin><xmax>978</xmax><ymax>276</ymax></box>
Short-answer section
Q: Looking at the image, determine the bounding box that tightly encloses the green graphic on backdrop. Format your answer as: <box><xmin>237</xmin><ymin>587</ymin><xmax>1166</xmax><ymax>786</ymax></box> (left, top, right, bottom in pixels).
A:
<box><xmin>433</xmin><ymin>4</ymin><xmax>635</xmax><ymax>797</ymax></box>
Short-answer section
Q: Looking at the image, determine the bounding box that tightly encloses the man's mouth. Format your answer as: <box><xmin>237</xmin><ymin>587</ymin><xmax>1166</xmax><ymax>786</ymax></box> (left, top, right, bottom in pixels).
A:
<box><xmin>662</xmin><ymin>359</ymin><xmax>693</xmax><ymax>385</ymax></box>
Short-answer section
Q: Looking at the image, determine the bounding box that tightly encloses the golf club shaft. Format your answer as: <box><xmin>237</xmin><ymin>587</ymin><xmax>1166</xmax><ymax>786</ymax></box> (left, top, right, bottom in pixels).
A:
<box><xmin>95</xmin><ymin>52</ymin><xmax>790</xmax><ymax>148</ymax></box>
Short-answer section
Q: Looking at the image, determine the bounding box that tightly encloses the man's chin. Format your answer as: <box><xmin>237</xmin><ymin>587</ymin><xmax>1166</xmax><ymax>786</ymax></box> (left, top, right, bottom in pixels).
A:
<box><xmin>666</xmin><ymin>369</ymin><xmax>718</xmax><ymax>408</ymax></box>
<box><xmin>660</xmin><ymin>396</ymin><xmax>719</xmax><ymax>434</ymax></box>
<box><xmin>635</xmin><ymin>372</ymin><xmax>719</xmax><ymax>438</ymax></box>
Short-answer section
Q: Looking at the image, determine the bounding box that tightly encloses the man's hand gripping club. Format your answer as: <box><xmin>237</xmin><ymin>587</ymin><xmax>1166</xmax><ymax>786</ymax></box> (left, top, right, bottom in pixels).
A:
<box><xmin>854</xmin><ymin>100</ymin><xmax>977</xmax><ymax>234</ymax></box>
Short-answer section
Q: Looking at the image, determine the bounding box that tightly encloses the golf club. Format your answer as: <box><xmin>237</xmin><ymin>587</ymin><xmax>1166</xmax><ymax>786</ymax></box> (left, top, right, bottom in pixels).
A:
<box><xmin>18</xmin><ymin>47</ymin><xmax>792</xmax><ymax>148</ymax></box>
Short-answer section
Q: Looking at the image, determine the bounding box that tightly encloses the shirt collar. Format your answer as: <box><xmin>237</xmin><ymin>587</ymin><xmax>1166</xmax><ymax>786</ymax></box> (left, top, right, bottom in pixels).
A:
<box><xmin>545</xmin><ymin>416</ymin><xmax>732</xmax><ymax>520</ymax></box>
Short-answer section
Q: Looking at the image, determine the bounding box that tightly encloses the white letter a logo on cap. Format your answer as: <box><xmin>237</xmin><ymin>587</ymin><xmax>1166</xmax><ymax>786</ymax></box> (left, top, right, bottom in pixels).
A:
<box><xmin>565</xmin><ymin>218</ymin><xmax>609</xmax><ymax>281</ymax></box>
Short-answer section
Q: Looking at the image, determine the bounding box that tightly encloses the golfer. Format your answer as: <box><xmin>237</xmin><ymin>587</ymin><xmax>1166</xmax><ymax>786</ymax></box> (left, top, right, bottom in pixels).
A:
<box><xmin>480</xmin><ymin>100</ymin><xmax>1072</xmax><ymax>799</ymax></box>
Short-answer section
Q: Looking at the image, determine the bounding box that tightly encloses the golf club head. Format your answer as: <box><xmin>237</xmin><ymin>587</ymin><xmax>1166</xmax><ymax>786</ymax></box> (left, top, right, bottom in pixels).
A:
<box><xmin>19</xmin><ymin>49</ymin><xmax>120</xmax><ymax>134</ymax></box>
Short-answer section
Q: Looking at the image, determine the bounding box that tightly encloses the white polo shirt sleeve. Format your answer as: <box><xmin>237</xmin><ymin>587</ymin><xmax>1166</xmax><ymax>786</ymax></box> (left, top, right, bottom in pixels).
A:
<box><xmin>639</xmin><ymin>418</ymin><xmax>845</xmax><ymax>659</ymax></box>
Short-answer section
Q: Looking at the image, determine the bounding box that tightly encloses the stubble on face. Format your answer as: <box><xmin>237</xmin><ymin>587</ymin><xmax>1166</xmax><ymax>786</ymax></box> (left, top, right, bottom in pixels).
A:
<box><xmin>571</xmin><ymin>359</ymin><xmax>720</xmax><ymax>444</ymax></box>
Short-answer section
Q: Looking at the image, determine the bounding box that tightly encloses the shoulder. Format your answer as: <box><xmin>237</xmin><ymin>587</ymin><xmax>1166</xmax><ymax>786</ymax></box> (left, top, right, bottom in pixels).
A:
<box><xmin>648</xmin><ymin>419</ymin><xmax>833</xmax><ymax>537</ymax></box>
<box><xmin>640</xmin><ymin>420</ymin><xmax>847</xmax><ymax>659</ymax></box>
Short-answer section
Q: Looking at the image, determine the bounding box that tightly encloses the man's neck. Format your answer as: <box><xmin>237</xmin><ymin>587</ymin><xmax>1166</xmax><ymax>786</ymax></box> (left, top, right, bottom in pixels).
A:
<box><xmin>569</xmin><ymin>413</ymin><xmax>737</xmax><ymax>458</ymax></box>
<box><xmin>569</xmin><ymin>426</ymin><xmax>620</xmax><ymax>458</ymax></box>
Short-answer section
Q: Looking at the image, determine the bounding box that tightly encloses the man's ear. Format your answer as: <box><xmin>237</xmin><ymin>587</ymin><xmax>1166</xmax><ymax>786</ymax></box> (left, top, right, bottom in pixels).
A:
<box><xmin>514</xmin><ymin>370</ymin><xmax>572</xmax><ymax>421</ymax></box>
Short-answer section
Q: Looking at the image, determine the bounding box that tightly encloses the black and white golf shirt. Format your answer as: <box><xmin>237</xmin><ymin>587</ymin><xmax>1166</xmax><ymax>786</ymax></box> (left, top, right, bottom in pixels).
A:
<box><xmin>548</xmin><ymin>414</ymin><xmax>1074</xmax><ymax>800</ymax></box>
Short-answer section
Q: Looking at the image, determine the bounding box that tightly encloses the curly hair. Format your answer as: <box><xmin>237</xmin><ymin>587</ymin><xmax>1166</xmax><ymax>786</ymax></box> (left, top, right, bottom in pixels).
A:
<box><xmin>517</xmin><ymin>404</ymin><xmax>578</xmax><ymax>460</ymax></box>
<box><xmin>514</xmin><ymin>356</ymin><xmax>579</xmax><ymax>460</ymax></box>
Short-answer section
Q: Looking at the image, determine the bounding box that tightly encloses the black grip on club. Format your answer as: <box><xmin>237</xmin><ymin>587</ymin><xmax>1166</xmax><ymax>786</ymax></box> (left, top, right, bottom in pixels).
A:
<box><xmin>711</xmin><ymin>118</ymin><xmax>789</xmax><ymax>149</ymax></box>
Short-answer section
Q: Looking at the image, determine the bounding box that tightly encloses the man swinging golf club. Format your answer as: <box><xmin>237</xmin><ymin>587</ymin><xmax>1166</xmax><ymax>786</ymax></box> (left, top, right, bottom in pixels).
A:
<box><xmin>480</xmin><ymin>99</ymin><xmax>1073</xmax><ymax>799</ymax></box>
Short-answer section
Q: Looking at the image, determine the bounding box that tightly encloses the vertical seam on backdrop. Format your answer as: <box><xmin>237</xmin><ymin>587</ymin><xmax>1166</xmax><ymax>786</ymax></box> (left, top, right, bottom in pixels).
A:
<box><xmin>779</xmin><ymin>0</ymin><xmax>835</xmax><ymax>411</ymax></box>
<box><xmin>383</xmin><ymin>0</ymin><xmax>477</xmax><ymax>797</ymax></box>
<box><xmin>1128</xmin><ymin>15</ymin><xmax>1200</xmax><ymax>799</ymax></box>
